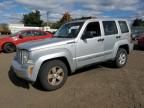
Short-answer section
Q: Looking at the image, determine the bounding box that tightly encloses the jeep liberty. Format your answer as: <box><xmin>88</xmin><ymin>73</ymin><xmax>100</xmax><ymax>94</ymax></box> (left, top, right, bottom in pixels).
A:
<box><xmin>12</xmin><ymin>19</ymin><xmax>133</xmax><ymax>91</ymax></box>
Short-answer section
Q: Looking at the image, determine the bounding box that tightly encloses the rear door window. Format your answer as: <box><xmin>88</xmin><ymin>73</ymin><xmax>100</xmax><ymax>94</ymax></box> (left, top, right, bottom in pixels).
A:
<box><xmin>103</xmin><ymin>21</ymin><xmax>118</xmax><ymax>35</ymax></box>
<box><xmin>118</xmin><ymin>21</ymin><xmax>129</xmax><ymax>33</ymax></box>
<box><xmin>21</xmin><ymin>31</ymin><xmax>33</xmax><ymax>37</ymax></box>
<box><xmin>33</xmin><ymin>31</ymin><xmax>46</xmax><ymax>36</ymax></box>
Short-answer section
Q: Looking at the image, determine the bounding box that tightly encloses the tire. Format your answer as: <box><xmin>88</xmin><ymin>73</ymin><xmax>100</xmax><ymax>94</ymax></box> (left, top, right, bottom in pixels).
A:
<box><xmin>113</xmin><ymin>48</ymin><xmax>128</xmax><ymax>68</ymax></box>
<box><xmin>3</xmin><ymin>43</ymin><xmax>16</xmax><ymax>53</ymax></box>
<box><xmin>38</xmin><ymin>60</ymin><xmax>68</xmax><ymax>91</ymax></box>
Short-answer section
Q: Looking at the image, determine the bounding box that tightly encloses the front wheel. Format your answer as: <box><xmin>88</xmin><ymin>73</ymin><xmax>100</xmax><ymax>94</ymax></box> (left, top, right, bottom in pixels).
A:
<box><xmin>38</xmin><ymin>60</ymin><xmax>68</xmax><ymax>91</ymax></box>
<box><xmin>113</xmin><ymin>48</ymin><xmax>128</xmax><ymax>68</ymax></box>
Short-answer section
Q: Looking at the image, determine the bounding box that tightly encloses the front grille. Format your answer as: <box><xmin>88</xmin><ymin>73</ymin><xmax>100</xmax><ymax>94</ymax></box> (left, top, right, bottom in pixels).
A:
<box><xmin>16</xmin><ymin>49</ymin><xmax>23</xmax><ymax>64</ymax></box>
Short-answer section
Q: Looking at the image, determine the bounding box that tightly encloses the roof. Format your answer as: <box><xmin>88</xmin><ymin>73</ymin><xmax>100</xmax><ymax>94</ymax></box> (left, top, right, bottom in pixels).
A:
<box><xmin>69</xmin><ymin>18</ymin><xmax>128</xmax><ymax>23</ymax></box>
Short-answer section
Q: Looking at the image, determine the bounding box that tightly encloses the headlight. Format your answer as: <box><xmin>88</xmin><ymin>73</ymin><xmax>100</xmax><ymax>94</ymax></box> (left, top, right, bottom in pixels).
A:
<box><xmin>16</xmin><ymin>49</ymin><xmax>33</xmax><ymax>64</ymax></box>
<box><xmin>23</xmin><ymin>51</ymin><xmax>29</xmax><ymax>63</ymax></box>
<box><xmin>22</xmin><ymin>50</ymin><xmax>29</xmax><ymax>64</ymax></box>
<box><xmin>23</xmin><ymin>50</ymin><xmax>33</xmax><ymax>64</ymax></box>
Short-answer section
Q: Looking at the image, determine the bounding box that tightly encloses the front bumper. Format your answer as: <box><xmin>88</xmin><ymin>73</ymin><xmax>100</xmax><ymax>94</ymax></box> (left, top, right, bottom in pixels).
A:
<box><xmin>12</xmin><ymin>60</ymin><xmax>35</xmax><ymax>82</ymax></box>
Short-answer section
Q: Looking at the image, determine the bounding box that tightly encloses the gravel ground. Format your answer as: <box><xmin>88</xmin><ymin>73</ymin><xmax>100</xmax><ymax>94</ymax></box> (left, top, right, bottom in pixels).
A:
<box><xmin>0</xmin><ymin>49</ymin><xmax>144</xmax><ymax>108</ymax></box>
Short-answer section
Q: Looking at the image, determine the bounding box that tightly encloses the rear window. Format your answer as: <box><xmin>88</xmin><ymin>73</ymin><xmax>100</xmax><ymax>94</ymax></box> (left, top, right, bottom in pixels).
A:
<box><xmin>103</xmin><ymin>21</ymin><xmax>118</xmax><ymax>35</ymax></box>
<box><xmin>118</xmin><ymin>21</ymin><xmax>129</xmax><ymax>33</ymax></box>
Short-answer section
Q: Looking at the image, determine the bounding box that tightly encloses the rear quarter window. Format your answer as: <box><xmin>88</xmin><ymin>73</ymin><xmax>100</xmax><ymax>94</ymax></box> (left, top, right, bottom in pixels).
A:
<box><xmin>118</xmin><ymin>21</ymin><xmax>129</xmax><ymax>33</ymax></box>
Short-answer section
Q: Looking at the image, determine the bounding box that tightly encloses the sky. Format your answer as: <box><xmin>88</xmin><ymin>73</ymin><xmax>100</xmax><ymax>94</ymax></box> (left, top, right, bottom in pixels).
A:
<box><xmin>0</xmin><ymin>0</ymin><xmax>144</xmax><ymax>23</ymax></box>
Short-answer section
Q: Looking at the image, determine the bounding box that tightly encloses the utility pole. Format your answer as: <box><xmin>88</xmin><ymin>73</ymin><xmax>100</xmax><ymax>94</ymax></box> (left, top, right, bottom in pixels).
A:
<box><xmin>46</xmin><ymin>11</ymin><xmax>49</xmax><ymax>26</ymax></box>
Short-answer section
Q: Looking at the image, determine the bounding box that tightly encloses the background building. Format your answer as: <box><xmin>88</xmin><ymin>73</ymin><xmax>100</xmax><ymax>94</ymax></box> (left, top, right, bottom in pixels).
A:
<box><xmin>8</xmin><ymin>23</ymin><xmax>57</xmax><ymax>34</ymax></box>
<box><xmin>0</xmin><ymin>23</ymin><xmax>57</xmax><ymax>35</ymax></box>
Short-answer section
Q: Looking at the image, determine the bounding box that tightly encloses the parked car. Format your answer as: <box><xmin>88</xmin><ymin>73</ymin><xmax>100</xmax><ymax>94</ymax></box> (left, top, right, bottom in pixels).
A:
<box><xmin>12</xmin><ymin>18</ymin><xmax>133</xmax><ymax>91</ymax></box>
<box><xmin>131</xmin><ymin>27</ymin><xmax>144</xmax><ymax>40</ymax></box>
<box><xmin>0</xmin><ymin>29</ymin><xmax>53</xmax><ymax>53</ymax></box>
<box><xmin>136</xmin><ymin>34</ymin><xmax>144</xmax><ymax>48</ymax></box>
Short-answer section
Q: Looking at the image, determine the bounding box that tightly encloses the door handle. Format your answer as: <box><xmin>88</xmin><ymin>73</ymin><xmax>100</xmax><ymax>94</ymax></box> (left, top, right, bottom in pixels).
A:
<box><xmin>116</xmin><ymin>36</ymin><xmax>121</xmax><ymax>39</ymax></box>
<box><xmin>98</xmin><ymin>38</ymin><xmax>104</xmax><ymax>42</ymax></box>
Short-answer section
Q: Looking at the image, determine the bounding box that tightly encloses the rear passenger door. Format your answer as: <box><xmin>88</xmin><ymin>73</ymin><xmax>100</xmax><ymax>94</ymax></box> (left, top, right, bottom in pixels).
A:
<box><xmin>102</xmin><ymin>21</ymin><xmax>118</xmax><ymax>60</ymax></box>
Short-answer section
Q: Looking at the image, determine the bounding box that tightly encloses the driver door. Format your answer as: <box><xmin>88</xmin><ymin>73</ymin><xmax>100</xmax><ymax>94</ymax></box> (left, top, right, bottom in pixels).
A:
<box><xmin>76</xmin><ymin>21</ymin><xmax>105</xmax><ymax>68</ymax></box>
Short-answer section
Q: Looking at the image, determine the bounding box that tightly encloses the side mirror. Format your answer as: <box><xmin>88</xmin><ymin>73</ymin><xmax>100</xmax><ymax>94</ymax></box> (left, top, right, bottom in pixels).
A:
<box><xmin>81</xmin><ymin>31</ymin><xmax>93</xmax><ymax>40</ymax></box>
<box><xmin>19</xmin><ymin>34</ymin><xmax>23</xmax><ymax>39</ymax></box>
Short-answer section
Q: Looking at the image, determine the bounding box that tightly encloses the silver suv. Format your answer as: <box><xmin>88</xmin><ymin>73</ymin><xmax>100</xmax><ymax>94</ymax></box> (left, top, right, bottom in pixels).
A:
<box><xmin>12</xmin><ymin>19</ymin><xmax>133</xmax><ymax>91</ymax></box>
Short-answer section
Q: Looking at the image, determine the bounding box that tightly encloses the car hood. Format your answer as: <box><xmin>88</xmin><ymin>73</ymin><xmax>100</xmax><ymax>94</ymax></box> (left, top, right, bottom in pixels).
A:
<box><xmin>18</xmin><ymin>38</ymin><xmax>75</xmax><ymax>51</ymax></box>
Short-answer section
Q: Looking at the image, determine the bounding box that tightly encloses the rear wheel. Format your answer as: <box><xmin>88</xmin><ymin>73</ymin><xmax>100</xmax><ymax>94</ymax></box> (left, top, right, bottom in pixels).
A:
<box><xmin>39</xmin><ymin>60</ymin><xmax>68</xmax><ymax>91</ymax></box>
<box><xmin>3</xmin><ymin>43</ymin><xmax>16</xmax><ymax>53</ymax></box>
<box><xmin>113</xmin><ymin>48</ymin><xmax>128</xmax><ymax>68</ymax></box>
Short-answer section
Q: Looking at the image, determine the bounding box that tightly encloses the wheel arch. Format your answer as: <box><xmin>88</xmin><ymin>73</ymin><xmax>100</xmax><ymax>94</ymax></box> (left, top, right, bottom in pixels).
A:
<box><xmin>1</xmin><ymin>42</ymin><xmax>16</xmax><ymax>53</ymax></box>
<box><xmin>112</xmin><ymin>40</ymin><xmax>130</xmax><ymax>59</ymax></box>
<box><xmin>31</xmin><ymin>52</ymin><xmax>75</xmax><ymax>82</ymax></box>
<box><xmin>41</xmin><ymin>57</ymin><xmax>72</xmax><ymax>75</ymax></box>
<box><xmin>118</xmin><ymin>44</ymin><xmax>129</xmax><ymax>54</ymax></box>
<box><xmin>2</xmin><ymin>42</ymin><xmax>16</xmax><ymax>49</ymax></box>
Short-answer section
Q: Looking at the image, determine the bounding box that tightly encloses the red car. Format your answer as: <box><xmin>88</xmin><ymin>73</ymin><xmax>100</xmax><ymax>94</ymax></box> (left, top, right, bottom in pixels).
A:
<box><xmin>136</xmin><ymin>34</ymin><xmax>144</xmax><ymax>48</ymax></box>
<box><xmin>0</xmin><ymin>29</ymin><xmax>53</xmax><ymax>53</ymax></box>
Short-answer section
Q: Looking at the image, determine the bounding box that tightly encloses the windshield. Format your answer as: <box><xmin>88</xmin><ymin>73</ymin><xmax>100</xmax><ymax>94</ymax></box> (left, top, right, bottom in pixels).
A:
<box><xmin>10</xmin><ymin>31</ymin><xmax>22</xmax><ymax>37</ymax></box>
<box><xmin>54</xmin><ymin>22</ymin><xmax>84</xmax><ymax>38</ymax></box>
